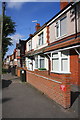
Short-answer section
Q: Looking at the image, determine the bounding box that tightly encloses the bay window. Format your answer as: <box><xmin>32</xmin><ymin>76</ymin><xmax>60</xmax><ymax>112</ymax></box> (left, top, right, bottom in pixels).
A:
<box><xmin>51</xmin><ymin>50</ymin><xmax>69</xmax><ymax>73</ymax></box>
<box><xmin>35</xmin><ymin>55</ymin><xmax>45</xmax><ymax>69</ymax></box>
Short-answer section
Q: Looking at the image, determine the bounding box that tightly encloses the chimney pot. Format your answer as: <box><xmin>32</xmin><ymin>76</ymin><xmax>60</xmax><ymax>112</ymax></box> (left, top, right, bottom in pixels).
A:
<box><xmin>29</xmin><ymin>34</ymin><xmax>33</xmax><ymax>37</ymax></box>
<box><xmin>35</xmin><ymin>23</ymin><xmax>41</xmax><ymax>31</ymax></box>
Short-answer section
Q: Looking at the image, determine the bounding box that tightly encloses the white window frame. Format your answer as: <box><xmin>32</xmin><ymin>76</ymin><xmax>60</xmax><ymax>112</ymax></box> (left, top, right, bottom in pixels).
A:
<box><xmin>51</xmin><ymin>50</ymin><xmax>70</xmax><ymax>74</ymax></box>
<box><xmin>38</xmin><ymin>32</ymin><xmax>44</xmax><ymax>46</ymax></box>
<box><xmin>35</xmin><ymin>55</ymin><xmax>45</xmax><ymax>69</ymax></box>
<box><xmin>56</xmin><ymin>15</ymin><xmax>67</xmax><ymax>38</ymax></box>
<box><xmin>28</xmin><ymin>40</ymin><xmax>32</xmax><ymax>51</ymax></box>
<box><xmin>27</xmin><ymin>59</ymin><xmax>33</xmax><ymax>71</ymax></box>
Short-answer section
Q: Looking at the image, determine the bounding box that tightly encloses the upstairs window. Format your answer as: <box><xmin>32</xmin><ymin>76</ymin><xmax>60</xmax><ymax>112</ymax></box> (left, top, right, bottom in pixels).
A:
<box><xmin>60</xmin><ymin>16</ymin><xmax>67</xmax><ymax>36</ymax></box>
<box><xmin>56</xmin><ymin>16</ymin><xmax>67</xmax><ymax>38</ymax></box>
<box><xmin>56</xmin><ymin>22</ymin><xmax>59</xmax><ymax>38</ymax></box>
<box><xmin>28</xmin><ymin>40</ymin><xmax>32</xmax><ymax>51</ymax></box>
<box><xmin>38</xmin><ymin>32</ymin><xmax>44</xmax><ymax>46</ymax></box>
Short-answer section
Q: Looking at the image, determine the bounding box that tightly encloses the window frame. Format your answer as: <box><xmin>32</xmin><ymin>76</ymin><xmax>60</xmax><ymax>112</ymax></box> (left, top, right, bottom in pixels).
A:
<box><xmin>51</xmin><ymin>50</ymin><xmax>70</xmax><ymax>74</ymax></box>
<box><xmin>38</xmin><ymin>32</ymin><xmax>44</xmax><ymax>46</ymax></box>
<box><xmin>56</xmin><ymin>15</ymin><xmax>67</xmax><ymax>38</ymax></box>
<box><xmin>35</xmin><ymin>55</ymin><xmax>45</xmax><ymax>69</ymax></box>
<box><xmin>28</xmin><ymin>40</ymin><xmax>32</xmax><ymax>51</ymax></box>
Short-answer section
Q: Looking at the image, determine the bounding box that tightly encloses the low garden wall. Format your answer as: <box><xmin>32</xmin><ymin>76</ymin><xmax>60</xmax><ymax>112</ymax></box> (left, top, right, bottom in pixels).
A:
<box><xmin>26</xmin><ymin>70</ymin><xmax>71</xmax><ymax>108</ymax></box>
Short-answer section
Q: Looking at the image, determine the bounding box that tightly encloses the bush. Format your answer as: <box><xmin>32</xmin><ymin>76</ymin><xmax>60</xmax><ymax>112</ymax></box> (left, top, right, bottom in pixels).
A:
<box><xmin>38</xmin><ymin>68</ymin><xmax>47</xmax><ymax>71</ymax></box>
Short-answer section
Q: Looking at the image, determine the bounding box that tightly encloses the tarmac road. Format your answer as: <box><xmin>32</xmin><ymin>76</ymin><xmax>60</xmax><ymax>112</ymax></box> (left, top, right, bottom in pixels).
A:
<box><xmin>2</xmin><ymin>73</ymin><xmax>79</xmax><ymax>118</ymax></box>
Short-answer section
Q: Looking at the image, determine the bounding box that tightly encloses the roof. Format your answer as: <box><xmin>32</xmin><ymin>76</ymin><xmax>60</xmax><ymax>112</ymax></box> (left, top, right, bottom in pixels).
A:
<box><xmin>25</xmin><ymin>2</ymin><xmax>72</xmax><ymax>42</ymax></box>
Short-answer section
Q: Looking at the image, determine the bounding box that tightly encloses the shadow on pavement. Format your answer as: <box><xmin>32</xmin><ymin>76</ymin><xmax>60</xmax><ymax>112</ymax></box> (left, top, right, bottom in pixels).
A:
<box><xmin>71</xmin><ymin>91</ymin><xmax>80</xmax><ymax>106</ymax></box>
<box><xmin>2</xmin><ymin>79</ymin><xmax>12</xmax><ymax>89</ymax></box>
<box><xmin>2</xmin><ymin>98</ymin><xmax>12</xmax><ymax>103</ymax></box>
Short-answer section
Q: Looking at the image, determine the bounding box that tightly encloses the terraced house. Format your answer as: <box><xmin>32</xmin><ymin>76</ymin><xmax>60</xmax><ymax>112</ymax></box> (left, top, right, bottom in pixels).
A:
<box><xmin>5</xmin><ymin>1</ymin><xmax>80</xmax><ymax>109</ymax></box>
<box><xmin>21</xmin><ymin>1</ymin><xmax>80</xmax><ymax>108</ymax></box>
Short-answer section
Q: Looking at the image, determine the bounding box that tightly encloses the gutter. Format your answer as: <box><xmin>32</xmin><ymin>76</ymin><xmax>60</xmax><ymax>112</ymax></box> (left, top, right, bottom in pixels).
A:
<box><xmin>44</xmin><ymin>45</ymin><xmax>80</xmax><ymax>54</ymax></box>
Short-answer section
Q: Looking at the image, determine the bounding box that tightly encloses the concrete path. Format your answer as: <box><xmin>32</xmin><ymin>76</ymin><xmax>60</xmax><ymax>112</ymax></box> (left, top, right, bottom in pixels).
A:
<box><xmin>2</xmin><ymin>73</ymin><xmax>79</xmax><ymax>118</ymax></box>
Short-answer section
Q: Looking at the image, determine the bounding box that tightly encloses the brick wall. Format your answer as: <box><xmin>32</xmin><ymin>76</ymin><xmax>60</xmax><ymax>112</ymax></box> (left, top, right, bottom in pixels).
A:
<box><xmin>70</xmin><ymin>49</ymin><xmax>79</xmax><ymax>85</ymax></box>
<box><xmin>16</xmin><ymin>67</ymin><xmax>21</xmax><ymax>77</ymax></box>
<box><xmin>26</xmin><ymin>70</ymin><xmax>70</xmax><ymax>108</ymax></box>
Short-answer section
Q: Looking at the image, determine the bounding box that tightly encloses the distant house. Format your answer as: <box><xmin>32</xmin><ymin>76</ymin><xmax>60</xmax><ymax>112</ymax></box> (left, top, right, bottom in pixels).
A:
<box><xmin>13</xmin><ymin>43</ymin><xmax>21</xmax><ymax>67</ymax></box>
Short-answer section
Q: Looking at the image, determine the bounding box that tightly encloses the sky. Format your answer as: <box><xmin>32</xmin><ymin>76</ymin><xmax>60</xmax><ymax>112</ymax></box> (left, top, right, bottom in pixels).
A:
<box><xmin>4</xmin><ymin>1</ymin><xmax>60</xmax><ymax>58</ymax></box>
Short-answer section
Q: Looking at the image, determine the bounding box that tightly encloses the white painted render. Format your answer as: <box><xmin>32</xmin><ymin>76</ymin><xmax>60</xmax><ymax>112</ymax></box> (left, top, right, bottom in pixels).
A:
<box><xmin>49</xmin><ymin>3</ymin><xmax>80</xmax><ymax>43</ymax></box>
<box><xmin>32</xmin><ymin>27</ymin><xmax>48</xmax><ymax>50</ymax></box>
<box><xmin>77</xmin><ymin>2</ymin><xmax>80</xmax><ymax>33</ymax></box>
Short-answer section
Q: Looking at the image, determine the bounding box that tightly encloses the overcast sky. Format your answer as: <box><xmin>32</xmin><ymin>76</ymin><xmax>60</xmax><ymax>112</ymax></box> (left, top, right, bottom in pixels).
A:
<box><xmin>5</xmin><ymin>2</ymin><xmax>60</xmax><ymax>58</ymax></box>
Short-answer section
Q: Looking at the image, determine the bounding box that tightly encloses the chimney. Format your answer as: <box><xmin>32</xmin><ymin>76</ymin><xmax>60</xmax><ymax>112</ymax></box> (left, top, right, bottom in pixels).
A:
<box><xmin>35</xmin><ymin>23</ymin><xmax>41</xmax><ymax>31</ymax></box>
<box><xmin>29</xmin><ymin>34</ymin><xmax>33</xmax><ymax>37</ymax></box>
<box><xmin>60</xmin><ymin>0</ymin><xmax>68</xmax><ymax>10</ymax></box>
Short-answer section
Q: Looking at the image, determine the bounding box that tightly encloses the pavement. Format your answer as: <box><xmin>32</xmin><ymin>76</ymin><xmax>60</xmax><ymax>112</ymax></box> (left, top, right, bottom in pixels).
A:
<box><xmin>2</xmin><ymin>73</ymin><xmax>80</xmax><ymax>118</ymax></box>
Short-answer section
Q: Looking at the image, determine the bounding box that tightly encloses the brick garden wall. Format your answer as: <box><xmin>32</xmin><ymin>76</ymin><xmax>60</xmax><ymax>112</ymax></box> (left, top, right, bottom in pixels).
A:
<box><xmin>70</xmin><ymin>50</ymin><xmax>79</xmax><ymax>85</ymax></box>
<box><xmin>16</xmin><ymin>67</ymin><xmax>21</xmax><ymax>77</ymax></box>
<box><xmin>26</xmin><ymin>70</ymin><xmax>70</xmax><ymax>108</ymax></box>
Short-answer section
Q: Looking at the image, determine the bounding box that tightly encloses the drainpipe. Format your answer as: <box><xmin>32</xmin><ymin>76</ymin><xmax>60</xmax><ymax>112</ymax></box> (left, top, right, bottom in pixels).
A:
<box><xmin>74</xmin><ymin>4</ymin><xmax>77</xmax><ymax>38</ymax></box>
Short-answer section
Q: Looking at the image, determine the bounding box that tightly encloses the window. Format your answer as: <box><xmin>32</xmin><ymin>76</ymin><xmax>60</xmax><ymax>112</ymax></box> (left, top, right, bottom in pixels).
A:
<box><xmin>17</xmin><ymin>60</ymin><xmax>20</xmax><ymax>67</ymax></box>
<box><xmin>52</xmin><ymin>53</ymin><xmax>59</xmax><ymax>71</ymax></box>
<box><xmin>38</xmin><ymin>32</ymin><xmax>44</xmax><ymax>46</ymax></box>
<box><xmin>60</xmin><ymin>16</ymin><xmax>67</xmax><ymax>36</ymax></box>
<box><xmin>28</xmin><ymin>40</ymin><xmax>32</xmax><ymax>51</ymax></box>
<box><xmin>35</xmin><ymin>55</ymin><xmax>45</xmax><ymax>68</ymax></box>
<box><xmin>51</xmin><ymin>50</ymin><xmax>69</xmax><ymax>73</ymax></box>
<box><xmin>27</xmin><ymin>59</ymin><xmax>32</xmax><ymax>70</ymax></box>
<box><xmin>56</xmin><ymin>22</ymin><xmax>59</xmax><ymax>38</ymax></box>
<box><xmin>56</xmin><ymin>16</ymin><xmax>67</xmax><ymax>38</ymax></box>
<box><xmin>35</xmin><ymin>56</ymin><xmax>38</xmax><ymax>68</ymax></box>
<box><xmin>39</xmin><ymin>56</ymin><xmax>44</xmax><ymax>68</ymax></box>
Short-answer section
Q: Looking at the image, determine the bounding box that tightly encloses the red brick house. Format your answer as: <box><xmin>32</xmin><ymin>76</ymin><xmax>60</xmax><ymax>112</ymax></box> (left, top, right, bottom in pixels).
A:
<box><xmin>23</xmin><ymin>1</ymin><xmax>80</xmax><ymax>108</ymax></box>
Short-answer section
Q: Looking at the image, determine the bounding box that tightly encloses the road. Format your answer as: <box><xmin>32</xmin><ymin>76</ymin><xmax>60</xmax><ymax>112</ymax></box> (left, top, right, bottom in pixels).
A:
<box><xmin>2</xmin><ymin>73</ymin><xmax>79</xmax><ymax>118</ymax></box>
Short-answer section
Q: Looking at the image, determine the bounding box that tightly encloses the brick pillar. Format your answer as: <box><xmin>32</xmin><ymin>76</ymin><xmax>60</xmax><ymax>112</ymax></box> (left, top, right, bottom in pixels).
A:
<box><xmin>62</xmin><ymin>74</ymin><xmax>71</xmax><ymax>108</ymax></box>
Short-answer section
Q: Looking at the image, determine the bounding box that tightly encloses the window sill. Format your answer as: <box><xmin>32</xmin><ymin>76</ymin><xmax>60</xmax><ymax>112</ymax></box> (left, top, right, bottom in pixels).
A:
<box><xmin>55</xmin><ymin>34</ymin><xmax>67</xmax><ymax>41</ymax></box>
<box><xmin>51</xmin><ymin>71</ymin><xmax>71</xmax><ymax>74</ymax></box>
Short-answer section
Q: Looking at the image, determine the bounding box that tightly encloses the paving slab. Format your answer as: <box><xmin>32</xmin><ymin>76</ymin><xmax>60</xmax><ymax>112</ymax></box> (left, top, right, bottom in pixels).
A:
<box><xmin>2</xmin><ymin>73</ymin><xmax>80</xmax><ymax>118</ymax></box>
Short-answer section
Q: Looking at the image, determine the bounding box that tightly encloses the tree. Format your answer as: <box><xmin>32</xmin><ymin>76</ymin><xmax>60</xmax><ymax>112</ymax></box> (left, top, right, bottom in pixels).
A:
<box><xmin>2</xmin><ymin>15</ymin><xmax>16</xmax><ymax>60</ymax></box>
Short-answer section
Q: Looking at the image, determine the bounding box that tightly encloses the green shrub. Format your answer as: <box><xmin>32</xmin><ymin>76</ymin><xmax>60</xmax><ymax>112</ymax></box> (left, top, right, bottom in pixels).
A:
<box><xmin>38</xmin><ymin>68</ymin><xmax>47</xmax><ymax>71</ymax></box>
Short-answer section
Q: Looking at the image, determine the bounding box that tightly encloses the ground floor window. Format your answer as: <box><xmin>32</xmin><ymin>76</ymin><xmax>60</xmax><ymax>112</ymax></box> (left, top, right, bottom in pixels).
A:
<box><xmin>26</xmin><ymin>58</ymin><xmax>33</xmax><ymax>70</ymax></box>
<box><xmin>51</xmin><ymin>50</ymin><xmax>70</xmax><ymax>73</ymax></box>
<box><xmin>17</xmin><ymin>59</ymin><xmax>20</xmax><ymax>67</ymax></box>
<box><xmin>35</xmin><ymin>55</ymin><xmax>45</xmax><ymax>69</ymax></box>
